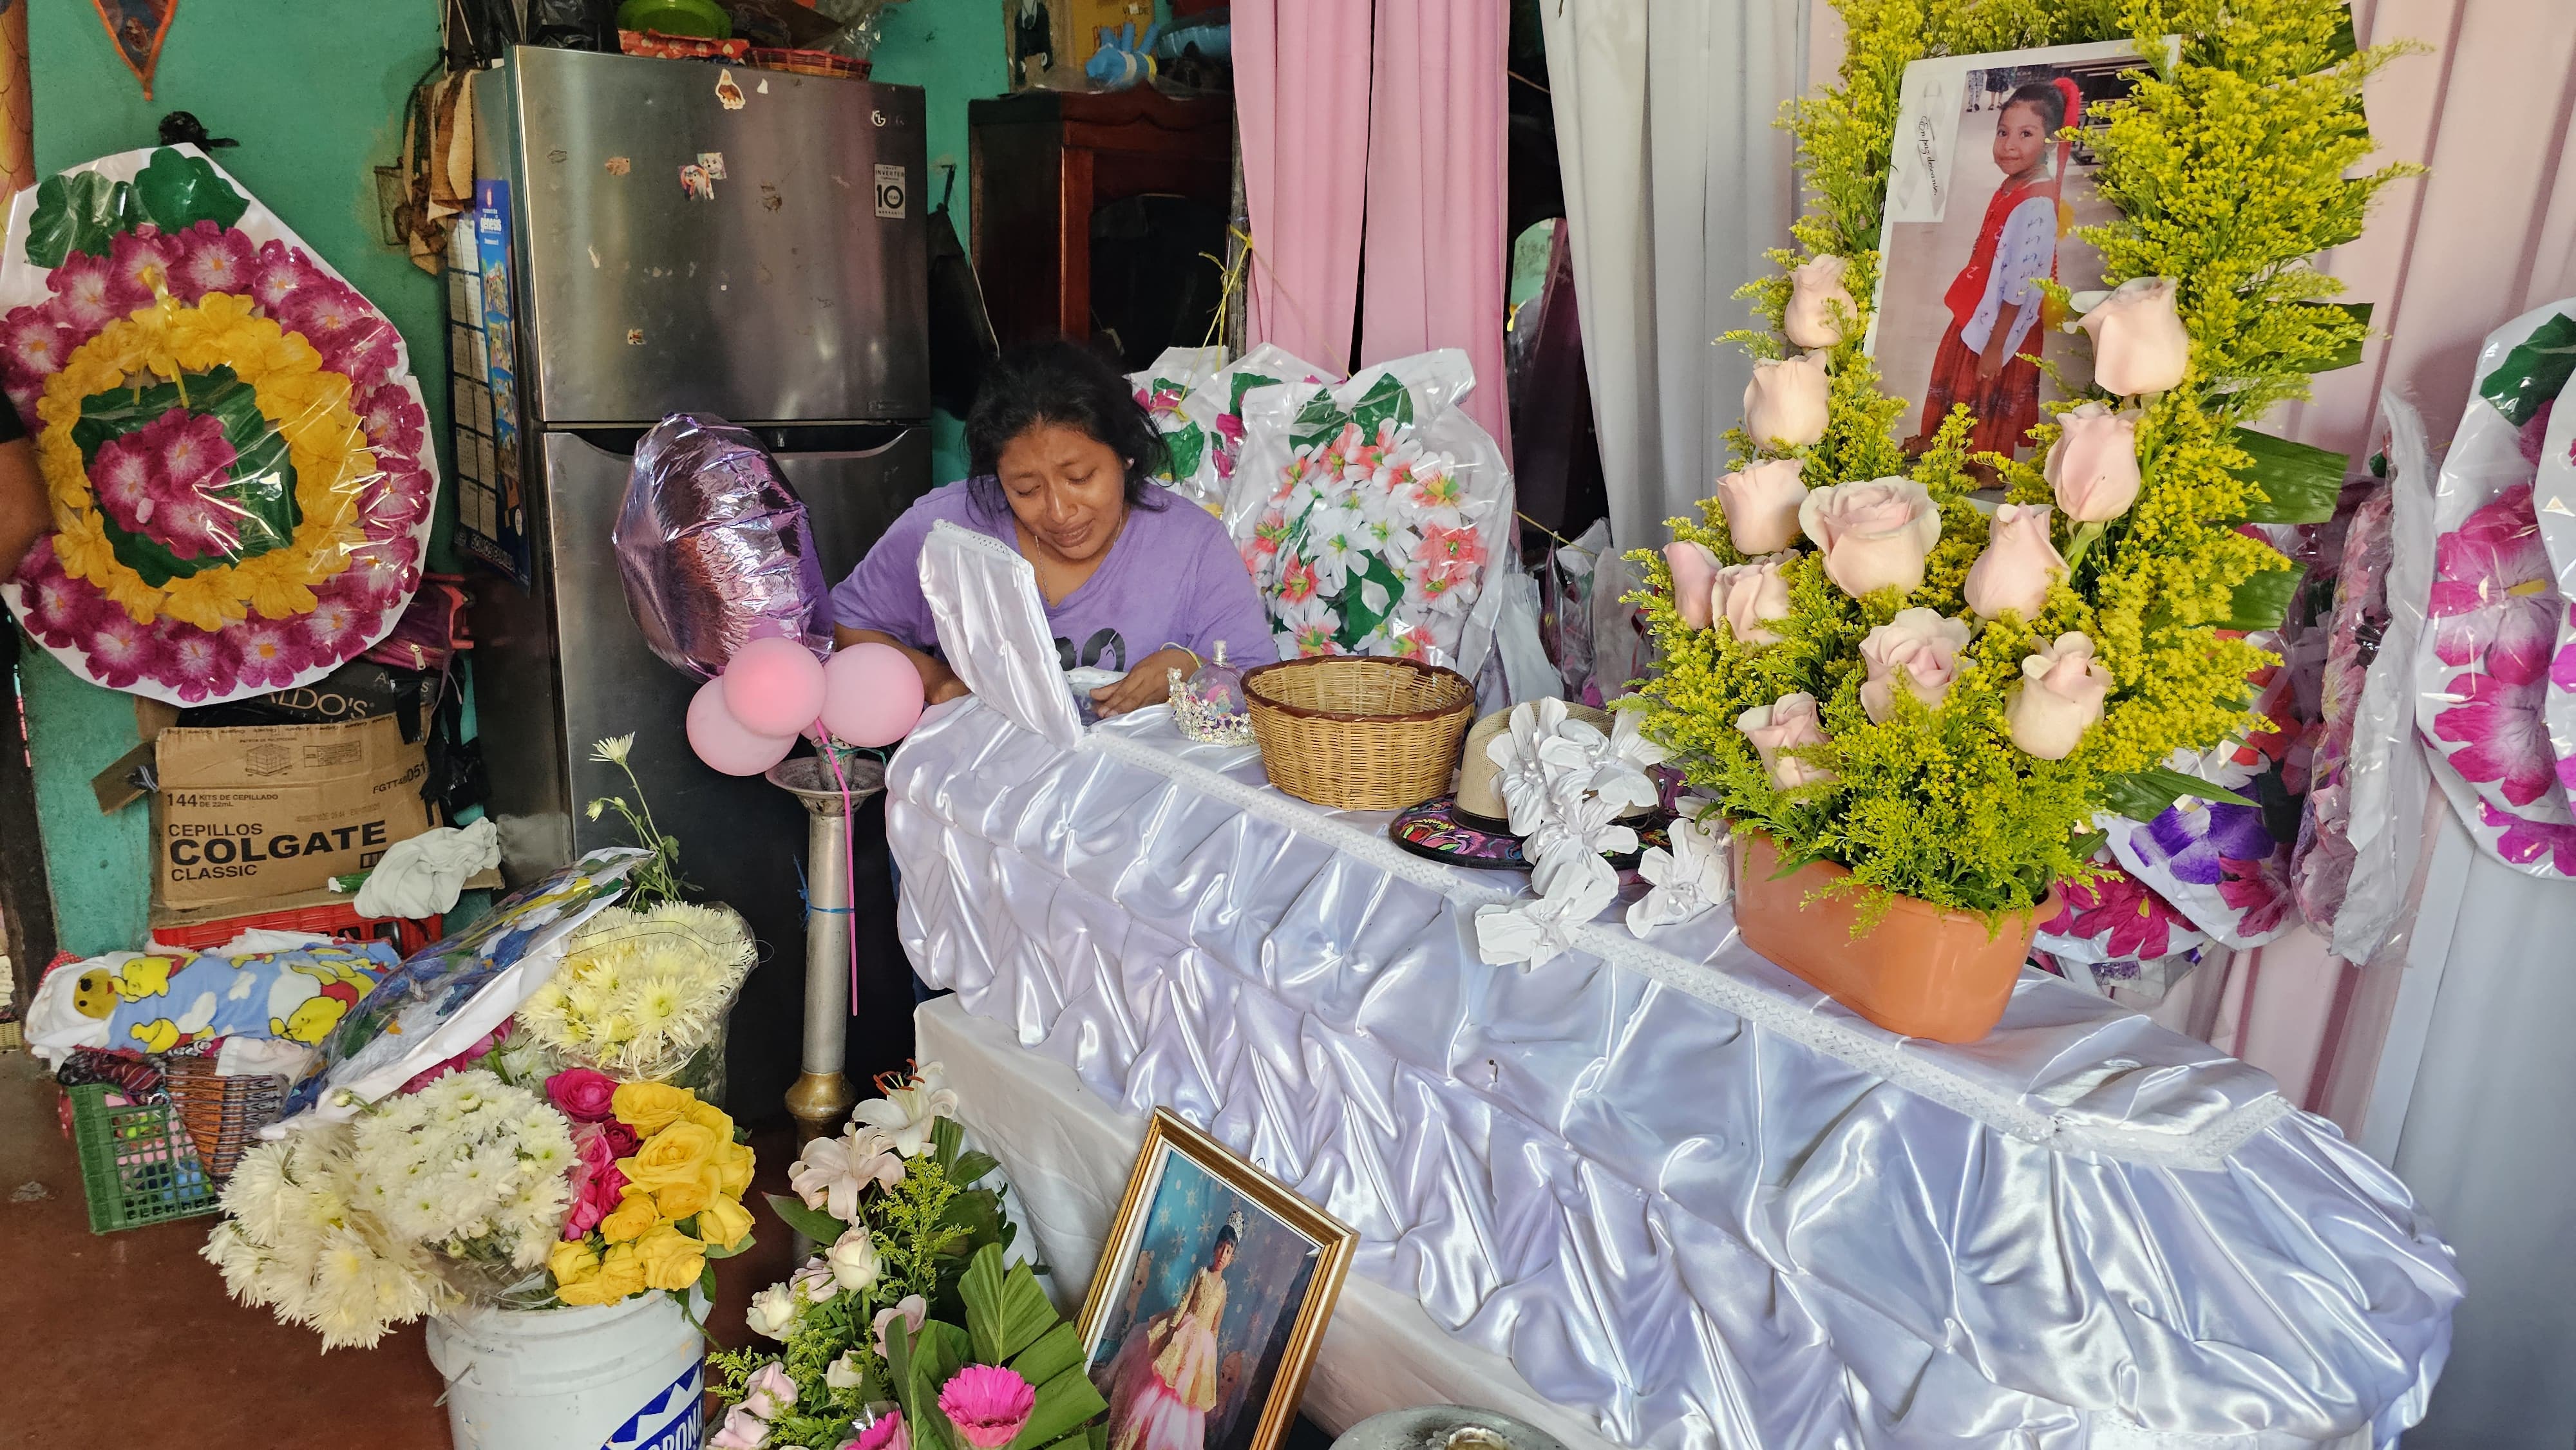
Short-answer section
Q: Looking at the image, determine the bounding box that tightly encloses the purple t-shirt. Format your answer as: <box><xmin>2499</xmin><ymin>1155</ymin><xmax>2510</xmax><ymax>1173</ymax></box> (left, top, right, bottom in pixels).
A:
<box><xmin>829</xmin><ymin>480</ymin><xmax>1274</xmax><ymax>675</ymax></box>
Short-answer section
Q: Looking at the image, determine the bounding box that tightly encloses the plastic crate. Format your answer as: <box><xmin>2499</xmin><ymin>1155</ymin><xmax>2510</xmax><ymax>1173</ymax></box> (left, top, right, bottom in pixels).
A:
<box><xmin>150</xmin><ymin>899</ymin><xmax>441</xmax><ymax>957</ymax></box>
<box><xmin>67</xmin><ymin>1084</ymin><xmax>219</xmax><ymax>1234</ymax></box>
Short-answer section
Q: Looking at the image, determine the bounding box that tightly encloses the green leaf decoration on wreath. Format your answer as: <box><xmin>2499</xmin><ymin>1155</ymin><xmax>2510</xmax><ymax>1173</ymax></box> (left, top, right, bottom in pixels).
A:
<box><xmin>130</xmin><ymin>147</ymin><xmax>251</xmax><ymax>233</ymax></box>
<box><xmin>1627</xmin><ymin>0</ymin><xmax>2420</xmax><ymax>918</ymax></box>
<box><xmin>2479</xmin><ymin>310</ymin><xmax>2576</xmax><ymax>428</ymax></box>
<box><xmin>25</xmin><ymin>170</ymin><xmax>128</xmax><ymax>267</ymax></box>
<box><xmin>1350</xmin><ymin>370</ymin><xmax>1414</xmax><ymax>440</ymax></box>
<box><xmin>71</xmin><ymin>366</ymin><xmax>301</xmax><ymax>588</ymax></box>
<box><xmin>1164</xmin><ymin>419</ymin><xmax>1206</xmax><ymax>480</ymax></box>
<box><xmin>1288</xmin><ymin>388</ymin><xmax>1345</xmax><ymax>451</ymax></box>
<box><xmin>1228</xmin><ymin>371</ymin><xmax>1280</xmax><ymax>417</ymax></box>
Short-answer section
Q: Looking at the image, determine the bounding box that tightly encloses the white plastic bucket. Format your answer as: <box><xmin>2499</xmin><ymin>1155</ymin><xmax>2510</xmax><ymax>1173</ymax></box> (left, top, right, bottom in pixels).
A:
<box><xmin>424</xmin><ymin>1291</ymin><xmax>706</xmax><ymax>1450</ymax></box>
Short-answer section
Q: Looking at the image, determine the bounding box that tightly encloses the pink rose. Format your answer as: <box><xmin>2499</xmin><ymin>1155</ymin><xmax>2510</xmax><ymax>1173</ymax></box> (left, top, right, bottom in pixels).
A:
<box><xmin>564</xmin><ymin>1124</ymin><xmax>629</xmax><ymax>1238</ymax></box>
<box><xmin>710</xmin><ymin>1406</ymin><xmax>771</xmax><ymax>1450</ymax></box>
<box><xmin>1783</xmin><ymin>254</ymin><xmax>1856</xmax><ymax>350</ymax></box>
<box><xmin>742</xmin><ymin>1361</ymin><xmax>799</xmax><ymax>1420</ymax></box>
<box><xmin>1662</xmin><ymin>541</ymin><xmax>1721</xmax><ymax>629</ymax></box>
<box><xmin>1797</xmin><ymin>478</ymin><xmax>1942</xmax><ymax>597</ymax></box>
<box><xmin>2046</xmin><ymin>402</ymin><xmax>2141</xmax><ymax>522</ymax></box>
<box><xmin>2007</xmin><ymin>633</ymin><xmax>2114</xmax><ymax>760</ymax></box>
<box><xmin>1711</xmin><ymin>556</ymin><xmax>1792</xmax><ymax>645</ymax></box>
<box><xmin>873</xmin><ymin>1294</ymin><xmax>929</xmax><ymax>1358</ymax></box>
<box><xmin>1743</xmin><ymin>352</ymin><xmax>1830</xmax><ymax>450</ymax></box>
<box><xmin>1736</xmin><ymin>692</ymin><xmax>1835</xmax><ymax>789</ymax></box>
<box><xmin>1962</xmin><ymin>504</ymin><xmax>2067</xmax><ymax>621</ymax></box>
<box><xmin>2072</xmin><ymin>276</ymin><xmax>2189</xmax><ymax>397</ymax></box>
<box><xmin>547</xmin><ymin>1068</ymin><xmax>620</xmax><ymax>1123</ymax></box>
<box><xmin>1857</xmin><ymin>608</ymin><xmax>1971</xmax><ymax>723</ymax></box>
<box><xmin>1712</xmin><ymin>458</ymin><xmax>1807</xmax><ymax>554</ymax></box>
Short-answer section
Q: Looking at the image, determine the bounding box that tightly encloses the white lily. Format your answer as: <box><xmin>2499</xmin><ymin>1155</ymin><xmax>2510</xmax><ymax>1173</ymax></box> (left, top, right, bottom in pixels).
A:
<box><xmin>851</xmin><ymin>1063</ymin><xmax>959</xmax><ymax>1158</ymax></box>
<box><xmin>788</xmin><ymin>1124</ymin><xmax>904</xmax><ymax>1221</ymax></box>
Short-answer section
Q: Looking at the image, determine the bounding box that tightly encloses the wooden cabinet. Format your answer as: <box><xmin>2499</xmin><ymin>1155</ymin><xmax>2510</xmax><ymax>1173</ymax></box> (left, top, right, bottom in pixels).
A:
<box><xmin>969</xmin><ymin>89</ymin><xmax>1233</xmax><ymax>348</ymax></box>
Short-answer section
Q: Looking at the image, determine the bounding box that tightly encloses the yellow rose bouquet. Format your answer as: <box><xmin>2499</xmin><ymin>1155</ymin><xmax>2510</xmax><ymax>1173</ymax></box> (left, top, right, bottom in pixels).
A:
<box><xmin>544</xmin><ymin>1075</ymin><xmax>757</xmax><ymax>1311</ymax></box>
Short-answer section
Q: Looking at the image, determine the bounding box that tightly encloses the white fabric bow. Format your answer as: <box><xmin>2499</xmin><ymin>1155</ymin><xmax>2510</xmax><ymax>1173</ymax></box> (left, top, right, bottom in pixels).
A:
<box><xmin>1474</xmin><ymin>850</ymin><xmax>1617</xmax><ymax>967</ymax></box>
<box><xmin>1626</xmin><ymin>811</ymin><xmax>1731</xmax><ymax>935</ymax></box>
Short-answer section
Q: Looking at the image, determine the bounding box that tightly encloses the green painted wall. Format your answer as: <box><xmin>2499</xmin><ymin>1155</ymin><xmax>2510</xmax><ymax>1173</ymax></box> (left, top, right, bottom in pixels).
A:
<box><xmin>23</xmin><ymin>0</ymin><xmax>446</xmax><ymax>955</ymax></box>
<box><xmin>870</xmin><ymin>0</ymin><xmax>1010</xmax><ymax>485</ymax></box>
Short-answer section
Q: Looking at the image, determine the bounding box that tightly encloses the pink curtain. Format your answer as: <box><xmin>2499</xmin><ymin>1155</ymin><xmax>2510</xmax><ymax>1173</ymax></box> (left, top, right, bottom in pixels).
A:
<box><xmin>1233</xmin><ymin>0</ymin><xmax>1373</xmax><ymax>376</ymax></box>
<box><xmin>1360</xmin><ymin>0</ymin><xmax>1513</xmax><ymax>459</ymax></box>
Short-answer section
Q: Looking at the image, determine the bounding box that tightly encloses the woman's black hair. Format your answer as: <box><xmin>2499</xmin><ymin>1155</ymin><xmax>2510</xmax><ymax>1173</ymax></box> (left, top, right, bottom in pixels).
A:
<box><xmin>2002</xmin><ymin>80</ymin><xmax>2068</xmax><ymax>134</ymax></box>
<box><xmin>963</xmin><ymin>339</ymin><xmax>1170</xmax><ymax>513</ymax></box>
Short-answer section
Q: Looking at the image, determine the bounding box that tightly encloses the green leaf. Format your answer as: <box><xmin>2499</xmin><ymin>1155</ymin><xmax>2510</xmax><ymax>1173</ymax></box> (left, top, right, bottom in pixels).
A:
<box><xmin>764</xmin><ymin>1191</ymin><xmax>848</xmax><ymax>1245</ymax></box>
<box><xmin>697</xmin><ymin>1261</ymin><xmax>720</xmax><ymax>1305</ymax></box>
<box><xmin>2328</xmin><ymin>4</ymin><xmax>2357</xmax><ymax>60</ymax></box>
<box><xmin>2228</xmin><ymin>428</ymin><xmax>2346</xmax><ymax>524</ymax></box>
<box><xmin>2480</xmin><ymin>310</ymin><xmax>2576</xmax><ymax>428</ymax></box>
<box><xmin>2310</xmin><ymin>302</ymin><xmax>2371</xmax><ymax>372</ymax></box>
<box><xmin>1228</xmin><ymin>372</ymin><xmax>1280</xmax><ymax>417</ymax></box>
<box><xmin>129</xmin><ymin>147</ymin><xmax>249</xmax><ymax>233</ymax></box>
<box><xmin>1288</xmin><ymin>389</ymin><xmax>1347</xmax><ymax>451</ymax></box>
<box><xmin>2218</xmin><ymin>563</ymin><xmax>2307</xmax><ymax>632</ymax></box>
<box><xmin>1005</xmin><ymin>1359</ymin><xmax>1110</xmax><ymax>1450</ymax></box>
<box><xmin>1163</xmin><ymin>421</ymin><xmax>1205</xmax><ymax>480</ymax></box>
<box><xmin>933</xmin><ymin>1116</ymin><xmax>965</xmax><ymax>1171</ymax></box>
<box><xmin>1008</xmin><ymin>1321</ymin><xmax>1085</xmax><ymax>1388</ymax></box>
<box><xmin>960</xmin><ymin>1243</ymin><xmax>1058</xmax><ymax>1365</ymax></box>
<box><xmin>2100</xmin><ymin>766</ymin><xmax>2259</xmax><ymax>822</ymax></box>
<box><xmin>1334</xmin><ymin>553</ymin><xmax>1410</xmax><ymax>650</ymax></box>
<box><xmin>951</xmin><ymin>1151</ymin><xmax>1000</xmax><ymax>1188</ymax></box>
<box><xmin>26</xmin><ymin>170</ymin><xmax>126</xmax><ymax>268</ymax></box>
<box><xmin>938</xmin><ymin>1185</ymin><xmax>1009</xmax><ymax>1259</ymax></box>
<box><xmin>1350</xmin><ymin>371</ymin><xmax>1415</xmax><ymax>440</ymax></box>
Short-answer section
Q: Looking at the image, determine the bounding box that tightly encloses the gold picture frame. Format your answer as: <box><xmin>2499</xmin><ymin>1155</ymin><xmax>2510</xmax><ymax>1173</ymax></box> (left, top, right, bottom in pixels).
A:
<box><xmin>1076</xmin><ymin>1109</ymin><xmax>1358</xmax><ymax>1450</ymax></box>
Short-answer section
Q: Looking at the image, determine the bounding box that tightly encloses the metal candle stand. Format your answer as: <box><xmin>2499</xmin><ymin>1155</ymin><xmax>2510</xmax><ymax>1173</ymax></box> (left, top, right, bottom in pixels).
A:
<box><xmin>764</xmin><ymin>751</ymin><xmax>888</xmax><ymax>1144</ymax></box>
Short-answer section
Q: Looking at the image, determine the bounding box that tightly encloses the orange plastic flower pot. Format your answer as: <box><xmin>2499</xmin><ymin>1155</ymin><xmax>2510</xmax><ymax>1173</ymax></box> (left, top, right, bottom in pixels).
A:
<box><xmin>1730</xmin><ymin>833</ymin><xmax>2058</xmax><ymax>1043</ymax></box>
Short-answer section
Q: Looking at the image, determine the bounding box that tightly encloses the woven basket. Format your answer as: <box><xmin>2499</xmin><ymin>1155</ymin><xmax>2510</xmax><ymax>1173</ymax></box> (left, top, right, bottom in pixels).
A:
<box><xmin>1243</xmin><ymin>656</ymin><xmax>1475</xmax><ymax>810</ymax></box>
<box><xmin>162</xmin><ymin>1055</ymin><xmax>290</xmax><ymax>1182</ymax></box>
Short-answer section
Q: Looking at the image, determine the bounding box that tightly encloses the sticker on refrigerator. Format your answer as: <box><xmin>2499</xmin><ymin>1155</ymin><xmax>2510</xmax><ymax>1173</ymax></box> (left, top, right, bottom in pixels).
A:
<box><xmin>454</xmin><ymin>178</ymin><xmax>533</xmax><ymax>588</ymax></box>
<box><xmin>873</xmin><ymin>164</ymin><xmax>907</xmax><ymax>218</ymax></box>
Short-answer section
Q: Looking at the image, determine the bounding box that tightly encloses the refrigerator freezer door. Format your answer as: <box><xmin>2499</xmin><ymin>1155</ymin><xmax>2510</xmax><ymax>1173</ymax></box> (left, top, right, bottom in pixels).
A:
<box><xmin>503</xmin><ymin>46</ymin><xmax>929</xmax><ymax>426</ymax></box>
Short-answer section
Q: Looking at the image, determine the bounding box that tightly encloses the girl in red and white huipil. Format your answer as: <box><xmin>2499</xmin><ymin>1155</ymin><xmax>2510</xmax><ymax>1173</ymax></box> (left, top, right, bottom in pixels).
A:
<box><xmin>1906</xmin><ymin>77</ymin><xmax>2083</xmax><ymax>467</ymax></box>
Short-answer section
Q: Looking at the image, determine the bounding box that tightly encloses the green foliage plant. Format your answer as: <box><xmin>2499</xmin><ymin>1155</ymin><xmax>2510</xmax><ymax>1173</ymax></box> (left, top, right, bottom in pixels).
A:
<box><xmin>1632</xmin><ymin>0</ymin><xmax>2416</xmax><ymax>921</ymax></box>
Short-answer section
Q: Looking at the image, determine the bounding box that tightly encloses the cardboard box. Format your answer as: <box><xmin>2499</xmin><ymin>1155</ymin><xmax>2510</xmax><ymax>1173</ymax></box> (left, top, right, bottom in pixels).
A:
<box><xmin>153</xmin><ymin>716</ymin><xmax>433</xmax><ymax>910</ymax></box>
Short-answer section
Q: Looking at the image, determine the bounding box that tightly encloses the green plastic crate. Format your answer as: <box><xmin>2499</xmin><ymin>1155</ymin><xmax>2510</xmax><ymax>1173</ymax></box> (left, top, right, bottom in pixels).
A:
<box><xmin>68</xmin><ymin>1083</ymin><xmax>218</xmax><ymax>1234</ymax></box>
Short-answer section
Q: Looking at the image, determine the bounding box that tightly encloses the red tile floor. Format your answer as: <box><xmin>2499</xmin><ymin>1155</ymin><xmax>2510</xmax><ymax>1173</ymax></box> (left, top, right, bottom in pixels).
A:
<box><xmin>0</xmin><ymin>1048</ymin><xmax>802</xmax><ymax>1449</ymax></box>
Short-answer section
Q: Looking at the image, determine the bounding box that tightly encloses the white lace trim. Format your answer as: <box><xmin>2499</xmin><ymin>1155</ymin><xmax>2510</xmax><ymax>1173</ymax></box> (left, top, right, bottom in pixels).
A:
<box><xmin>1081</xmin><ymin>730</ymin><xmax>2292</xmax><ymax>1170</ymax></box>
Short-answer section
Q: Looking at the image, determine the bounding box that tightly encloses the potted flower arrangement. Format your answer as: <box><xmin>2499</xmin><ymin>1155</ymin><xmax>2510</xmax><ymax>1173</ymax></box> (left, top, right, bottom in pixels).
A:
<box><xmin>708</xmin><ymin>1066</ymin><xmax>1108</xmax><ymax>1450</ymax></box>
<box><xmin>1633</xmin><ymin>0</ymin><xmax>2409</xmax><ymax>1040</ymax></box>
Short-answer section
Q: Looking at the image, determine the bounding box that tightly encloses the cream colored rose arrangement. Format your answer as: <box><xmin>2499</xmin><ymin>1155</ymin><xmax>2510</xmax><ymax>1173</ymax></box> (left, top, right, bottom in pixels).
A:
<box><xmin>1631</xmin><ymin>0</ymin><xmax>2410</xmax><ymax>918</ymax></box>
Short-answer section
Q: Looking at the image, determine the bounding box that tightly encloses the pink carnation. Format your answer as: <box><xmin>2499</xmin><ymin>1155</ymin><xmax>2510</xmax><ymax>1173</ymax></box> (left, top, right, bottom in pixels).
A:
<box><xmin>0</xmin><ymin>305</ymin><xmax>71</xmax><ymax>389</ymax></box>
<box><xmin>169</xmin><ymin>221</ymin><xmax>259</xmax><ymax>301</ymax></box>
<box><xmin>279</xmin><ymin>279</ymin><xmax>397</xmax><ymax>389</ymax></box>
<box><xmin>937</xmin><ymin>1366</ymin><xmax>1035</xmax><ymax>1450</ymax></box>
<box><xmin>90</xmin><ymin>433</ymin><xmax>160</xmax><ymax>533</ymax></box>
<box><xmin>232</xmin><ymin>618</ymin><xmax>313</xmax><ymax>690</ymax></box>
<box><xmin>298</xmin><ymin>596</ymin><xmax>374</xmax><ymax>663</ymax></box>
<box><xmin>80</xmin><ymin>608</ymin><xmax>174</xmax><ymax>689</ymax></box>
<box><xmin>250</xmin><ymin>239</ymin><xmax>326</xmax><ymax>314</ymax></box>
<box><xmin>49</xmin><ymin>249</ymin><xmax>143</xmax><ymax>330</ymax></box>
<box><xmin>14</xmin><ymin>547</ymin><xmax>107</xmax><ymax>648</ymax></box>
<box><xmin>356</xmin><ymin>382</ymin><xmax>427</xmax><ymax>461</ymax></box>
<box><xmin>160</xmin><ymin>628</ymin><xmax>244</xmax><ymax>703</ymax></box>
<box><xmin>107</xmin><ymin>227</ymin><xmax>179</xmax><ymax>299</ymax></box>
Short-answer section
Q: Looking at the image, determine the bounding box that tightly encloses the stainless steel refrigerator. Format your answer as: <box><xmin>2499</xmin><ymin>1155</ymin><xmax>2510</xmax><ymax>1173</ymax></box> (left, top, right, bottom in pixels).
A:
<box><xmin>455</xmin><ymin>46</ymin><xmax>931</xmax><ymax>1112</ymax></box>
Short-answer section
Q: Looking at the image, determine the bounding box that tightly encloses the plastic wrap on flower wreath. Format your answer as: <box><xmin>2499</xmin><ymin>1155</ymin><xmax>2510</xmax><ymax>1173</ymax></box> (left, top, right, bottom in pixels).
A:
<box><xmin>0</xmin><ymin>146</ymin><xmax>438</xmax><ymax>706</ymax></box>
<box><xmin>2032</xmin><ymin>852</ymin><xmax>2208</xmax><ymax>975</ymax></box>
<box><xmin>2103</xmin><ymin>658</ymin><xmax>2306</xmax><ymax>952</ymax></box>
<box><xmin>614</xmin><ymin>413</ymin><xmax>831</xmax><ymax>681</ymax></box>
<box><xmin>513</xmin><ymin>901</ymin><xmax>756</xmax><ymax>1086</ymax></box>
<box><xmin>272</xmin><ymin>848</ymin><xmax>649</xmax><ymax>1129</ymax></box>
<box><xmin>1227</xmin><ymin>348</ymin><xmax>1514</xmax><ymax>671</ymax></box>
<box><xmin>2415</xmin><ymin>299</ymin><xmax>2576</xmax><ymax>878</ymax></box>
<box><xmin>1131</xmin><ymin>343</ymin><xmax>1338</xmax><ymax>516</ymax></box>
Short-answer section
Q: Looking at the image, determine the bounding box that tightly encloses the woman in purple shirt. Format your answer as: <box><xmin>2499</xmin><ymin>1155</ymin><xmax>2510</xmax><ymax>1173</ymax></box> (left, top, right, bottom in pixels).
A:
<box><xmin>831</xmin><ymin>343</ymin><xmax>1273</xmax><ymax>717</ymax></box>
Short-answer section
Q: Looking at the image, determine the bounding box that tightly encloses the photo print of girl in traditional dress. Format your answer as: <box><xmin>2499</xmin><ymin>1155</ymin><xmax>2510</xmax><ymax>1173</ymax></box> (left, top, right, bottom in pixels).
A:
<box><xmin>1081</xmin><ymin>1120</ymin><xmax>1352</xmax><ymax>1450</ymax></box>
<box><xmin>1866</xmin><ymin>41</ymin><xmax>2152</xmax><ymax>477</ymax></box>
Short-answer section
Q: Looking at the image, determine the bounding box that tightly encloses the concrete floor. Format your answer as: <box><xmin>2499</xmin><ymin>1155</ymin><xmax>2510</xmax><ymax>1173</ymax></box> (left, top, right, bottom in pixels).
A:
<box><xmin>0</xmin><ymin>1049</ymin><xmax>800</xmax><ymax>1448</ymax></box>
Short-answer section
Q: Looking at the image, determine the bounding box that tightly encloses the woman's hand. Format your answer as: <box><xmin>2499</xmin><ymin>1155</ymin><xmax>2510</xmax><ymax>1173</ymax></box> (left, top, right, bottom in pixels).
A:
<box><xmin>1091</xmin><ymin>646</ymin><xmax>1198</xmax><ymax>718</ymax></box>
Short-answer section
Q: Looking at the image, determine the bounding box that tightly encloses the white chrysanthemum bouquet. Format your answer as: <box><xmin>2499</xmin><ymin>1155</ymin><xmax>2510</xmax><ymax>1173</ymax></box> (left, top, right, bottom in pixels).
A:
<box><xmin>204</xmin><ymin>1069</ymin><xmax>573</xmax><ymax>1349</ymax></box>
<box><xmin>513</xmin><ymin>901</ymin><xmax>755</xmax><ymax>1081</ymax></box>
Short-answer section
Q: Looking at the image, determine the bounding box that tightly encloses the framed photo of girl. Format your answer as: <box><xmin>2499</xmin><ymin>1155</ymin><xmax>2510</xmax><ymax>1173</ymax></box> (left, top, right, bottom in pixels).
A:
<box><xmin>1864</xmin><ymin>39</ymin><xmax>2166</xmax><ymax>472</ymax></box>
<box><xmin>1077</xmin><ymin>1110</ymin><xmax>1359</xmax><ymax>1450</ymax></box>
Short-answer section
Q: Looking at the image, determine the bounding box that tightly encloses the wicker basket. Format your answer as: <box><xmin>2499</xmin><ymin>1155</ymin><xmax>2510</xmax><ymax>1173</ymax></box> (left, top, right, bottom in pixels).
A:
<box><xmin>162</xmin><ymin>1055</ymin><xmax>290</xmax><ymax>1182</ymax></box>
<box><xmin>1242</xmin><ymin>656</ymin><xmax>1475</xmax><ymax>810</ymax></box>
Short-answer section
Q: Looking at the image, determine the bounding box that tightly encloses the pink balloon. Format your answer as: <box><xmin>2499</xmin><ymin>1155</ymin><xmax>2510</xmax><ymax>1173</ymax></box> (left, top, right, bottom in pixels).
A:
<box><xmin>721</xmin><ymin>636</ymin><xmax>828</xmax><ymax>736</ymax></box>
<box><xmin>687</xmin><ymin>677</ymin><xmax>796</xmax><ymax>777</ymax></box>
<box><xmin>820</xmin><ymin>642</ymin><xmax>925</xmax><ymax>747</ymax></box>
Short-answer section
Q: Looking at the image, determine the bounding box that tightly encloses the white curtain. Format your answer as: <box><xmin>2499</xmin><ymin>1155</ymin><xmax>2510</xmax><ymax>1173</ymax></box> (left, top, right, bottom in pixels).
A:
<box><xmin>1538</xmin><ymin>0</ymin><xmax>1804</xmax><ymax>552</ymax></box>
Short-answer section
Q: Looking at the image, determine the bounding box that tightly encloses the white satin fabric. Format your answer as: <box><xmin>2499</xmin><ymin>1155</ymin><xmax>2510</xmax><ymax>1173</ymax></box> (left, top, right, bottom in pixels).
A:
<box><xmin>886</xmin><ymin>702</ymin><xmax>2460</xmax><ymax>1449</ymax></box>
<box><xmin>918</xmin><ymin>520</ymin><xmax>1084</xmax><ymax>749</ymax></box>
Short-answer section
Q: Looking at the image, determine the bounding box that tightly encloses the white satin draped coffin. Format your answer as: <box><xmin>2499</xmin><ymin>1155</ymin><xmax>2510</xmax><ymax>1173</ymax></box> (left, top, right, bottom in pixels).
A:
<box><xmin>883</xmin><ymin>700</ymin><xmax>2458</xmax><ymax>1449</ymax></box>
